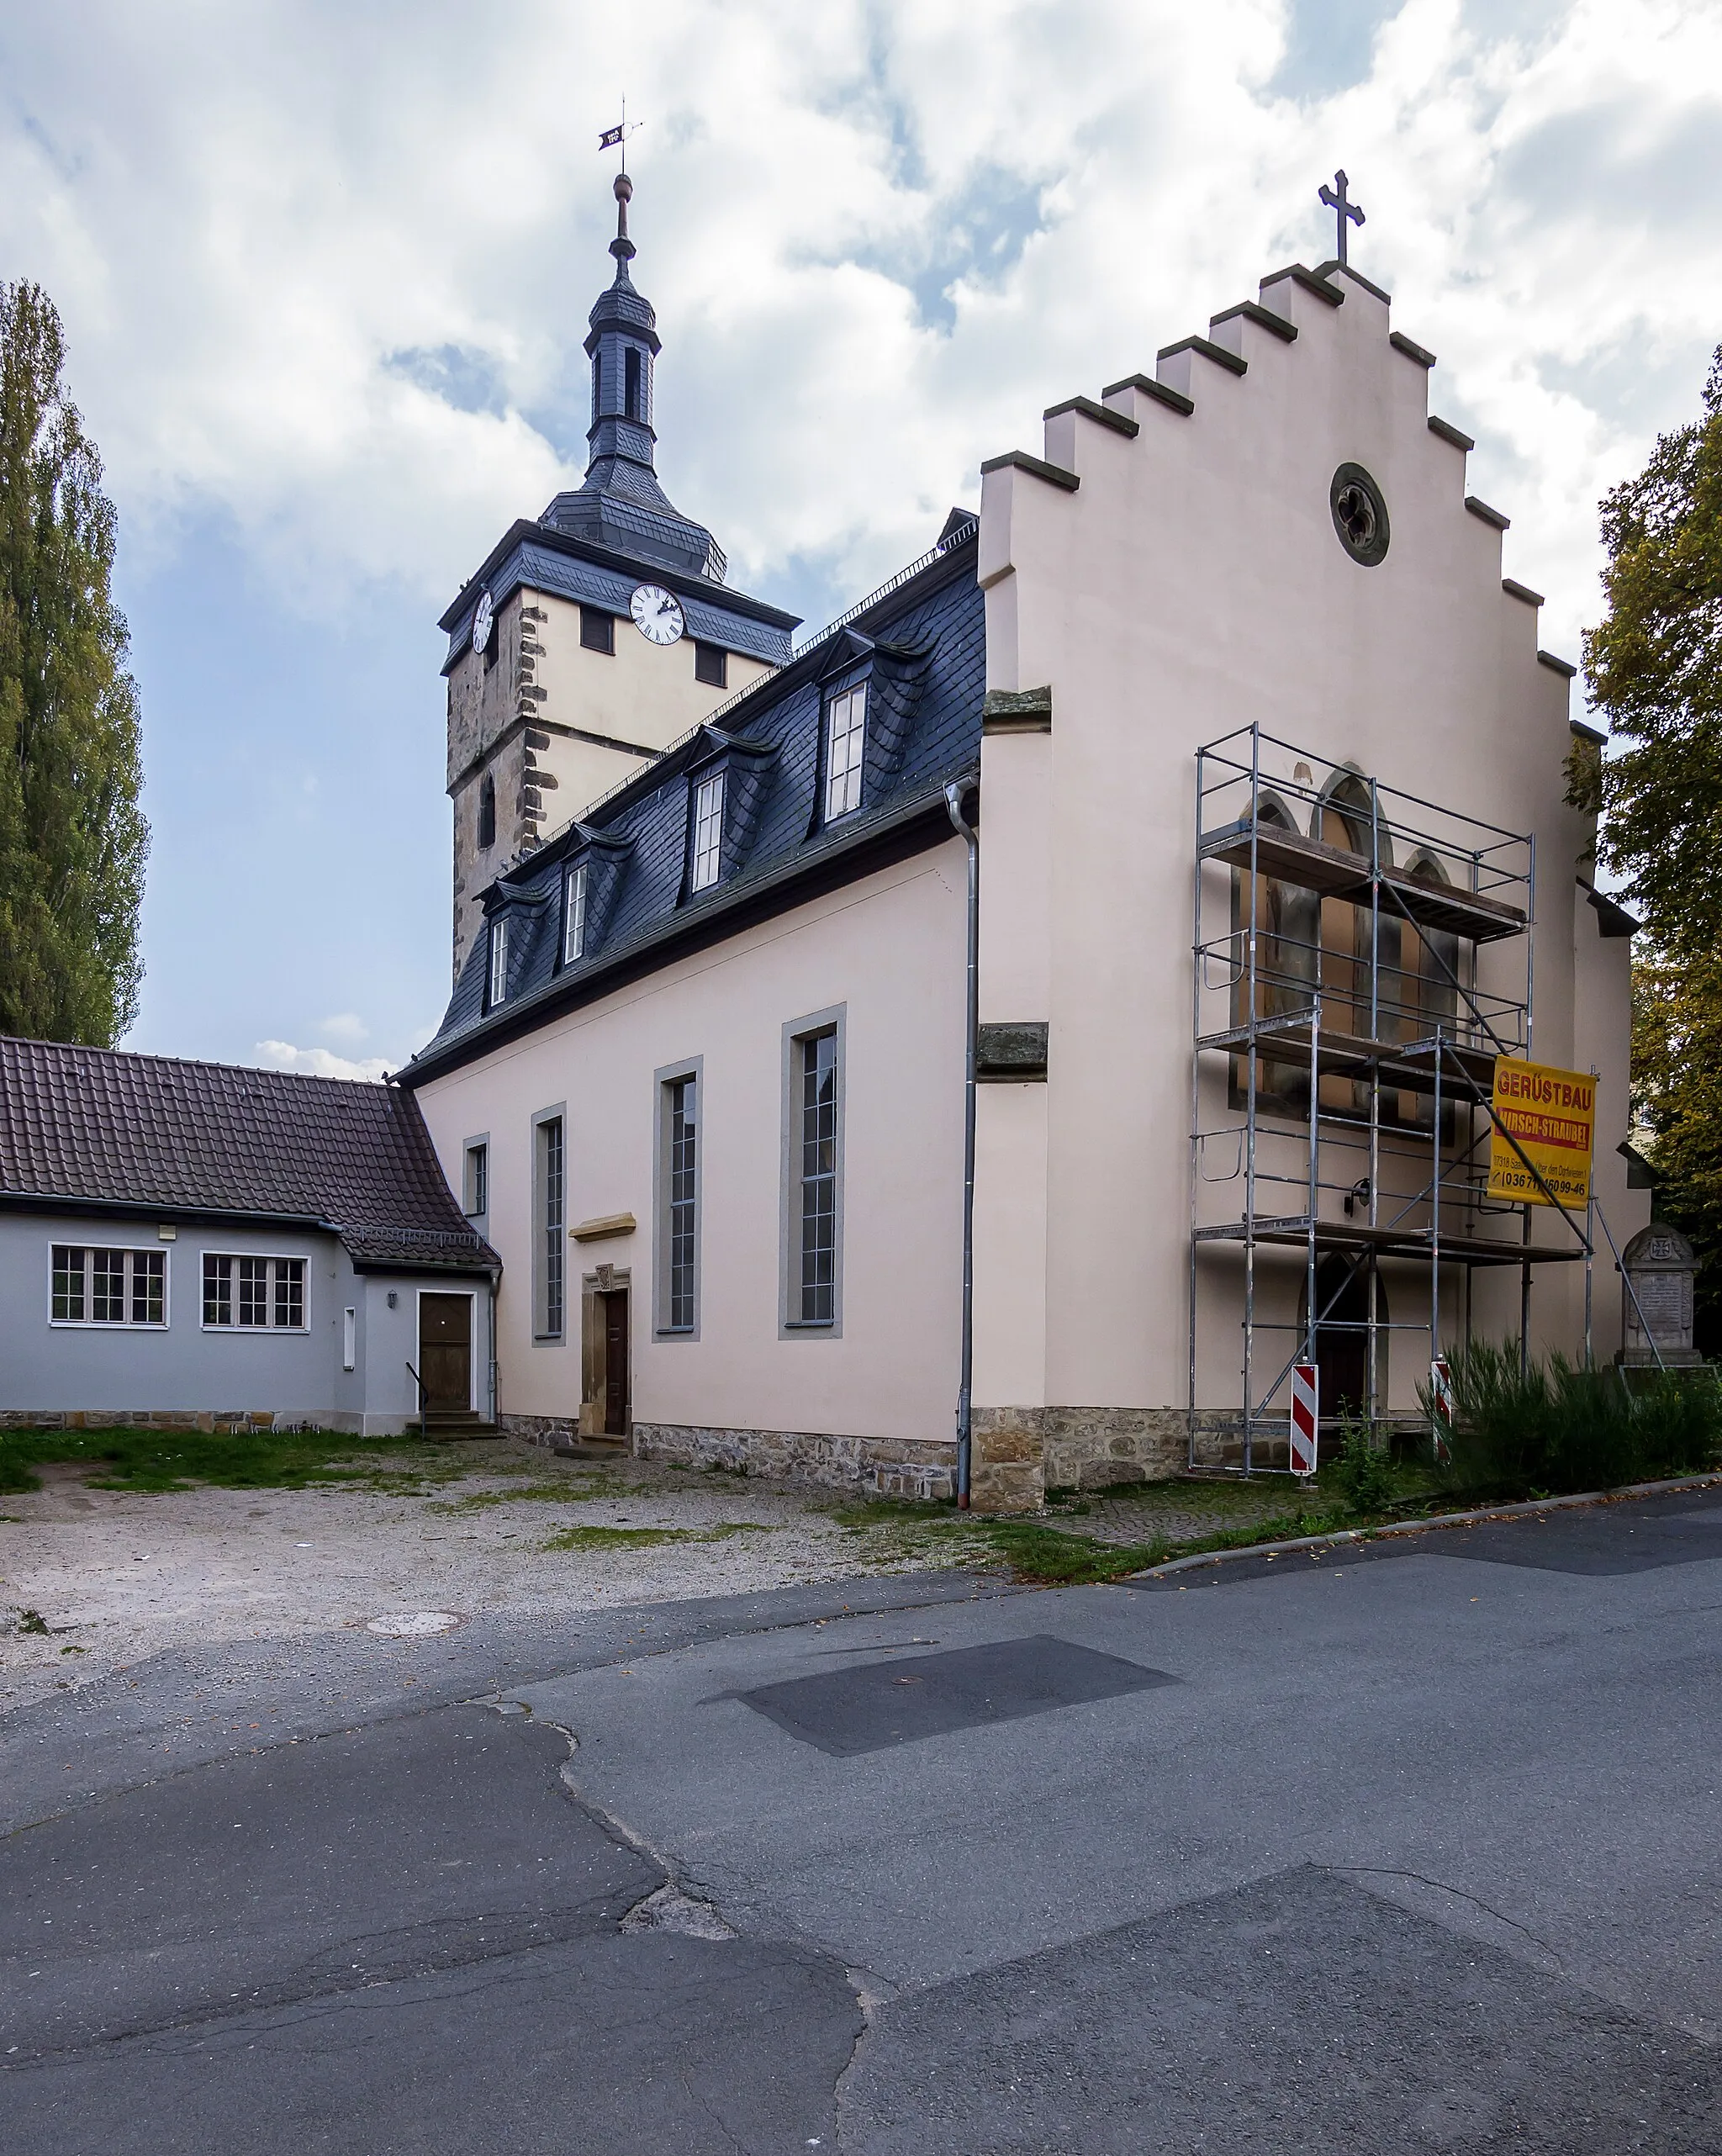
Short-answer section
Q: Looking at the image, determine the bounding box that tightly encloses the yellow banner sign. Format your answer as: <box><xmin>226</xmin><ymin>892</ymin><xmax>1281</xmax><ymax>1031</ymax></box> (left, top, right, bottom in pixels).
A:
<box><xmin>1487</xmin><ymin>1058</ymin><xmax>1596</xmax><ymax>1208</ymax></box>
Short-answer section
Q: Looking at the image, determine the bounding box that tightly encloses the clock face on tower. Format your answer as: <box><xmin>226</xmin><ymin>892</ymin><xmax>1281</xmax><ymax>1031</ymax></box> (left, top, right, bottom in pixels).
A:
<box><xmin>631</xmin><ymin>584</ymin><xmax>685</xmax><ymax>646</ymax></box>
<box><xmin>469</xmin><ymin>589</ymin><xmax>494</xmax><ymax>654</ymax></box>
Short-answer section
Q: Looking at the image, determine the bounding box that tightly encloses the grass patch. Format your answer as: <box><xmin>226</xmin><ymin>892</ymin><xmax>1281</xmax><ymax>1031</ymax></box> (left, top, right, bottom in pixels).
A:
<box><xmin>538</xmin><ymin>1519</ymin><xmax>778</xmax><ymax>1554</ymax></box>
<box><xmin>0</xmin><ymin>1425</ymin><xmax>467</xmax><ymax>1495</ymax></box>
<box><xmin>828</xmin><ymin>1495</ymin><xmax>952</xmax><ymax>1530</ymax></box>
<box><xmin>425</xmin><ymin>1477</ymin><xmax>632</xmax><ymax>1513</ymax></box>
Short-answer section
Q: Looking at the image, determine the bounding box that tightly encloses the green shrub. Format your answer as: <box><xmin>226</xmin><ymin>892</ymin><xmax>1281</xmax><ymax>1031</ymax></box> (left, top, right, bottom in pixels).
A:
<box><xmin>1332</xmin><ymin>1419</ymin><xmax>1398</xmax><ymax>1514</ymax></box>
<box><xmin>1422</xmin><ymin>1342</ymin><xmax>1722</xmax><ymax>1500</ymax></box>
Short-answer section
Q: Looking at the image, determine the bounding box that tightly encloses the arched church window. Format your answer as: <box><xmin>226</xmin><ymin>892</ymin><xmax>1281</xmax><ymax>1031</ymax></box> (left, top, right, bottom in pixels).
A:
<box><xmin>1398</xmin><ymin>849</ymin><xmax>1463</xmax><ymax>1133</ymax></box>
<box><xmin>1229</xmin><ymin>795</ymin><xmax>1316</xmax><ymax>1118</ymax></box>
<box><xmin>477</xmin><ymin>774</ymin><xmax>496</xmax><ymax>852</ymax></box>
<box><xmin>624</xmin><ymin>347</ymin><xmax>642</xmax><ymax>421</ymax></box>
<box><xmin>1312</xmin><ymin>774</ymin><xmax>1400</xmax><ymax>1113</ymax></box>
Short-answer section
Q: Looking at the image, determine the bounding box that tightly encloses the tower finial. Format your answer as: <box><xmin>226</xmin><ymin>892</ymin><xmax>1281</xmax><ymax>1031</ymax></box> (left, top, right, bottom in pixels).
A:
<box><xmin>599</xmin><ymin>103</ymin><xmax>643</xmax><ymax>274</ymax></box>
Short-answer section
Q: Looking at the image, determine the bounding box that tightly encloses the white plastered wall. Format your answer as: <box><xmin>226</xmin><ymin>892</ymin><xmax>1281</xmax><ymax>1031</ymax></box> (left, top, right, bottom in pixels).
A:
<box><xmin>413</xmin><ymin>846</ymin><xmax>968</xmax><ymax>1445</ymax></box>
<box><xmin>976</xmin><ymin>262</ymin><xmax>1646</xmax><ymax>1426</ymax></box>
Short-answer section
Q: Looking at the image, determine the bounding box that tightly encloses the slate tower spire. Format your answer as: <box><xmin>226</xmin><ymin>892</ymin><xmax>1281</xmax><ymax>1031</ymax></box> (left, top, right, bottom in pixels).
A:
<box><xmin>540</xmin><ymin>172</ymin><xmax>726</xmax><ymax>581</ymax></box>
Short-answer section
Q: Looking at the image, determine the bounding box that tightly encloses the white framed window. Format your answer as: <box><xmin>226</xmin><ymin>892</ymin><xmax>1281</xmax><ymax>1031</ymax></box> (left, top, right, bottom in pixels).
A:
<box><xmin>202</xmin><ymin>1254</ymin><xmax>307</xmax><ymax>1331</ymax></box>
<box><xmin>487</xmin><ymin>919</ymin><xmax>509</xmax><ymax>1008</ymax></box>
<box><xmin>50</xmin><ymin>1244</ymin><xmax>167</xmax><ymax>1328</ymax></box>
<box><xmin>563</xmin><ymin>861</ymin><xmax>589</xmax><ymax>963</ymax></box>
<box><xmin>689</xmin><ymin>772</ymin><xmax>724</xmax><ymax>893</ymax></box>
<box><xmin>825</xmin><ymin>685</ymin><xmax>866</xmax><ymax>822</ymax></box>
<box><xmin>342</xmin><ymin>1308</ymin><xmax>357</xmax><ymax>1371</ymax></box>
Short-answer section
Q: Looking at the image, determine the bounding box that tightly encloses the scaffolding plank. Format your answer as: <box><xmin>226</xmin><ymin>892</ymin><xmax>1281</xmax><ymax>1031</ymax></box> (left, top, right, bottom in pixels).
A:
<box><xmin>1198</xmin><ymin>1019</ymin><xmax>1500</xmax><ymax>1098</ymax></box>
<box><xmin>1200</xmin><ymin>820</ymin><xmax>1527</xmax><ymax>942</ymax></box>
<box><xmin>1193</xmin><ymin>1217</ymin><xmax>1585</xmax><ymax>1266</ymax></box>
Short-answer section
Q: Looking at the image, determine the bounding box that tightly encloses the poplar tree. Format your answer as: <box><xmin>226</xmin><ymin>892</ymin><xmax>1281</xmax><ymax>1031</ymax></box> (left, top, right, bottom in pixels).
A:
<box><xmin>1580</xmin><ymin>347</ymin><xmax>1722</xmax><ymax>1347</ymax></box>
<box><xmin>0</xmin><ymin>280</ymin><xmax>148</xmax><ymax>1044</ymax></box>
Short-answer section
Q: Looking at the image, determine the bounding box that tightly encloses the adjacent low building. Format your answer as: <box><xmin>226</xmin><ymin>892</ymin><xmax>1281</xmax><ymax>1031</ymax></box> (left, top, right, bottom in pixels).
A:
<box><xmin>0</xmin><ymin>1038</ymin><xmax>497</xmax><ymax>1435</ymax></box>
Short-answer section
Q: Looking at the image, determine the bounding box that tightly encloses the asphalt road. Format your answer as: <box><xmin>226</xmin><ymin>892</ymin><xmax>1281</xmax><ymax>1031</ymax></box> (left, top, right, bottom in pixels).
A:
<box><xmin>4</xmin><ymin>1492</ymin><xmax>1721</xmax><ymax>2153</ymax></box>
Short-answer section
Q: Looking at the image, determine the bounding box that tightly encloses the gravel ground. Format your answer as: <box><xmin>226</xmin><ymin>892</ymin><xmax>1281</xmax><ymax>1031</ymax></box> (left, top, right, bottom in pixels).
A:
<box><xmin>0</xmin><ymin>1440</ymin><xmax>1330</xmax><ymax>1716</ymax></box>
<box><xmin>0</xmin><ymin>1442</ymin><xmax>968</xmax><ymax>1713</ymax></box>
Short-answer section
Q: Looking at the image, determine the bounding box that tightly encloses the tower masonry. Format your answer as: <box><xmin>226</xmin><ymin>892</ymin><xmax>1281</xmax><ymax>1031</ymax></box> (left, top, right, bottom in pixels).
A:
<box><xmin>440</xmin><ymin>170</ymin><xmax>799</xmax><ymax>975</ymax></box>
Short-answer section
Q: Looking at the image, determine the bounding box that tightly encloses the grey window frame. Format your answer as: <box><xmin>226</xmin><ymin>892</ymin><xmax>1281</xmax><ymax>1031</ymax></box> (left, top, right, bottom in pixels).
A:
<box><xmin>579</xmin><ymin>605</ymin><xmax>615</xmax><ymax>654</ymax></box>
<box><xmin>779</xmin><ymin>1005</ymin><xmax>846</xmax><ymax>1337</ymax></box>
<box><xmin>463</xmin><ymin>1136</ymin><xmax>489</xmax><ymax>1218</ymax></box>
<box><xmin>694</xmin><ymin>641</ymin><xmax>727</xmax><ymax>689</ymax></box>
<box><xmin>652</xmin><ymin>1055</ymin><xmax>704</xmax><ymax>1339</ymax></box>
<box><xmin>531</xmin><ymin>1106</ymin><xmax>567</xmax><ymax>1342</ymax></box>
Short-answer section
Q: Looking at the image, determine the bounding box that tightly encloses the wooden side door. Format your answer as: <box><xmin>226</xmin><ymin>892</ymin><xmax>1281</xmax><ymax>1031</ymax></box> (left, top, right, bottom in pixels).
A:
<box><xmin>600</xmin><ymin>1289</ymin><xmax>630</xmax><ymax>1436</ymax></box>
<box><xmin>419</xmin><ymin>1293</ymin><xmax>472</xmax><ymax>1414</ymax></box>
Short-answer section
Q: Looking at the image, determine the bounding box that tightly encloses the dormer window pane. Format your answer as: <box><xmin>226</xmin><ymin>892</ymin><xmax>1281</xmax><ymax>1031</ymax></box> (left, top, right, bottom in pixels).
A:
<box><xmin>825</xmin><ymin>686</ymin><xmax>865</xmax><ymax>822</ymax></box>
<box><xmin>488</xmin><ymin>919</ymin><xmax>508</xmax><ymax>1007</ymax></box>
<box><xmin>690</xmin><ymin>773</ymin><xmax>725</xmax><ymax>892</ymax></box>
<box><xmin>564</xmin><ymin>862</ymin><xmax>589</xmax><ymax>963</ymax></box>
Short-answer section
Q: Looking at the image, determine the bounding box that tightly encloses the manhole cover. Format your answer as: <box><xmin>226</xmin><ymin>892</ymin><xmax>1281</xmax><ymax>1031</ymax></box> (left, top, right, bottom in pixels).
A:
<box><xmin>364</xmin><ymin>1612</ymin><xmax>464</xmax><ymax>1637</ymax></box>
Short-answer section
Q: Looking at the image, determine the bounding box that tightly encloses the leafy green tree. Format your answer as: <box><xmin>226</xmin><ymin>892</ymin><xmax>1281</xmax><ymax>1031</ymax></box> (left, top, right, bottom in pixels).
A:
<box><xmin>0</xmin><ymin>280</ymin><xmax>147</xmax><ymax>1044</ymax></box>
<box><xmin>1630</xmin><ymin>955</ymin><xmax>1722</xmax><ymax>1350</ymax></box>
<box><xmin>1582</xmin><ymin>346</ymin><xmax>1722</xmax><ymax>953</ymax></box>
<box><xmin>1580</xmin><ymin>347</ymin><xmax>1722</xmax><ymax>1350</ymax></box>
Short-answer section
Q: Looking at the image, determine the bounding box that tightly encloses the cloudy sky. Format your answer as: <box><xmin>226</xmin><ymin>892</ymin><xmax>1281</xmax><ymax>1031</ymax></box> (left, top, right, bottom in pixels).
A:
<box><xmin>2</xmin><ymin>0</ymin><xmax>1717</xmax><ymax>1075</ymax></box>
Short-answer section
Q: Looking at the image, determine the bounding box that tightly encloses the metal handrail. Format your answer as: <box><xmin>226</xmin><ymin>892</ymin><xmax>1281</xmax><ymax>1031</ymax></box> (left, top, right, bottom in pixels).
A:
<box><xmin>405</xmin><ymin>1361</ymin><xmax>424</xmax><ymax>1430</ymax></box>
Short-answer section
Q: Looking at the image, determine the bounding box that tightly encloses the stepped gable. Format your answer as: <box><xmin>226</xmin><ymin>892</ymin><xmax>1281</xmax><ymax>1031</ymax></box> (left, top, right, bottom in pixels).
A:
<box><xmin>0</xmin><ymin>1036</ymin><xmax>495</xmax><ymax>1271</ymax></box>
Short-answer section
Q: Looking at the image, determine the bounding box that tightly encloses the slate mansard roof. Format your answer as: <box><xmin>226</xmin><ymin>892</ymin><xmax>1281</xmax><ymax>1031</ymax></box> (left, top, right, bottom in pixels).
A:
<box><xmin>0</xmin><ymin>1037</ymin><xmax>496</xmax><ymax>1273</ymax></box>
<box><xmin>405</xmin><ymin>522</ymin><xmax>985</xmax><ymax>1085</ymax></box>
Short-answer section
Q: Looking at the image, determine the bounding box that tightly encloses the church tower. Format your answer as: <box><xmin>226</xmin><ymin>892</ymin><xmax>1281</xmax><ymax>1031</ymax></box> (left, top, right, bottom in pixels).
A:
<box><xmin>440</xmin><ymin>170</ymin><xmax>800</xmax><ymax>975</ymax></box>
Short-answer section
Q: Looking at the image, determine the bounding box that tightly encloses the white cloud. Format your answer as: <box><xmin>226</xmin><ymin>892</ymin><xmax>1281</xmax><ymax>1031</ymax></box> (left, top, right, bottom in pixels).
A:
<box><xmin>1</xmin><ymin>0</ymin><xmax>1717</xmax><ymax>657</ymax></box>
<box><xmin>254</xmin><ymin>1039</ymin><xmax>390</xmax><ymax>1084</ymax></box>
<box><xmin>316</xmin><ymin>1013</ymin><xmax>369</xmax><ymax>1045</ymax></box>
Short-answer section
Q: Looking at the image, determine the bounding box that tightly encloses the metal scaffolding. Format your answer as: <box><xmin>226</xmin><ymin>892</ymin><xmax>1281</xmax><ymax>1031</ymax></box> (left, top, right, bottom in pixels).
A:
<box><xmin>1188</xmin><ymin>724</ymin><xmax>1591</xmax><ymax>1472</ymax></box>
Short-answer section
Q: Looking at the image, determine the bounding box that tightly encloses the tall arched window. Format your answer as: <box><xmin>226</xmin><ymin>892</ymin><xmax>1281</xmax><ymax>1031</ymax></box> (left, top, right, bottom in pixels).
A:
<box><xmin>1313</xmin><ymin>775</ymin><xmax>1400</xmax><ymax>1112</ymax></box>
<box><xmin>477</xmin><ymin>773</ymin><xmax>496</xmax><ymax>852</ymax></box>
<box><xmin>1230</xmin><ymin>795</ymin><xmax>1316</xmax><ymax>1116</ymax></box>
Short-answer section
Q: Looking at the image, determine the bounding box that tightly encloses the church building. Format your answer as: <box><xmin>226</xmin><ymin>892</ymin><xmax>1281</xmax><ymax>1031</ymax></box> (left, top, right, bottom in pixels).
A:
<box><xmin>399</xmin><ymin>175</ymin><xmax>1647</xmax><ymax>1509</ymax></box>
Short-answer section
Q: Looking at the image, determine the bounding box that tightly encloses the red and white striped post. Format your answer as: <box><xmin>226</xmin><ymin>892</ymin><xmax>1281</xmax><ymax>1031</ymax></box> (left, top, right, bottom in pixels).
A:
<box><xmin>1290</xmin><ymin>1362</ymin><xmax>1319</xmax><ymax>1477</ymax></box>
<box><xmin>1429</xmin><ymin>1355</ymin><xmax>1454</xmax><ymax>1466</ymax></box>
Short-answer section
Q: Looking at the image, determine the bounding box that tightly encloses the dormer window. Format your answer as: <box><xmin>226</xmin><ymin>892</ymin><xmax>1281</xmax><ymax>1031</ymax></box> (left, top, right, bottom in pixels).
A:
<box><xmin>563</xmin><ymin>861</ymin><xmax>589</xmax><ymax>963</ymax></box>
<box><xmin>825</xmin><ymin>685</ymin><xmax>866</xmax><ymax>822</ymax></box>
<box><xmin>486</xmin><ymin>919</ymin><xmax>509</xmax><ymax>1009</ymax></box>
<box><xmin>690</xmin><ymin>772</ymin><xmax>725</xmax><ymax>893</ymax></box>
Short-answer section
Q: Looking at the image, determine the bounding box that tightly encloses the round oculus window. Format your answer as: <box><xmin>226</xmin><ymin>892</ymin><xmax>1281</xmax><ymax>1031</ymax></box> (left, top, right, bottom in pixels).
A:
<box><xmin>1329</xmin><ymin>463</ymin><xmax>1390</xmax><ymax>566</ymax></box>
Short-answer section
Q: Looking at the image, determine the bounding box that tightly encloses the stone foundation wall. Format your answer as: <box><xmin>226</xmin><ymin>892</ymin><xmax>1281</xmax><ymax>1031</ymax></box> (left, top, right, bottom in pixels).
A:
<box><xmin>631</xmin><ymin>1421</ymin><xmax>957</xmax><ymax>1503</ymax></box>
<box><xmin>972</xmin><ymin>1406</ymin><xmax>1246</xmax><ymax>1511</ymax></box>
<box><xmin>503</xmin><ymin>1412</ymin><xmax>584</xmax><ymax>1451</ymax></box>
<box><xmin>0</xmin><ymin>1408</ymin><xmax>286</xmax><ymax>1435</ymax></box>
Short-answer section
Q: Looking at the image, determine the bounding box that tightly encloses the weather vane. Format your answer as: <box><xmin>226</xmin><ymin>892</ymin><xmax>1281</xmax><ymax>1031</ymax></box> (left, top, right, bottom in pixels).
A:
<box><xmin>598</xmin><ymin>98</ymin><xmax>644</xmax><ymax>173</ymax></box>
<box><xmin>1318</xmin><ymin>169</ymin><xmax>1365</xmax><ymax>267</ymax></box>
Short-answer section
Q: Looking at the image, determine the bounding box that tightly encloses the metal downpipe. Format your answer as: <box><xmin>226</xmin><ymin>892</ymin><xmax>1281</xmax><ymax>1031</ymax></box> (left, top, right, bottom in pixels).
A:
<box><xmin>945</xmin><ymin>779</ymin><xmax>979</xmax><ymax>1509</ymax></box>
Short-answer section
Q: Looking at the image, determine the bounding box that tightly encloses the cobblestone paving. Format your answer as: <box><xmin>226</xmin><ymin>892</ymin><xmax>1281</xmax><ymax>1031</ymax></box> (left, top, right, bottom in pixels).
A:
<box><xmin>1043</xmin><ymin>1476</ymin><xmax>1323</xmax><ymax>1548</ymax></box>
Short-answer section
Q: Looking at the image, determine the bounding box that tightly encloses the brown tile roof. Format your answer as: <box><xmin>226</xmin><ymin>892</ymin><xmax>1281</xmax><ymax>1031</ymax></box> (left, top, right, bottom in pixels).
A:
<box><xmin>0</xmin><ymin>1036</ymin><xmax>496</xmax><ymax>1272</ymax></box>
